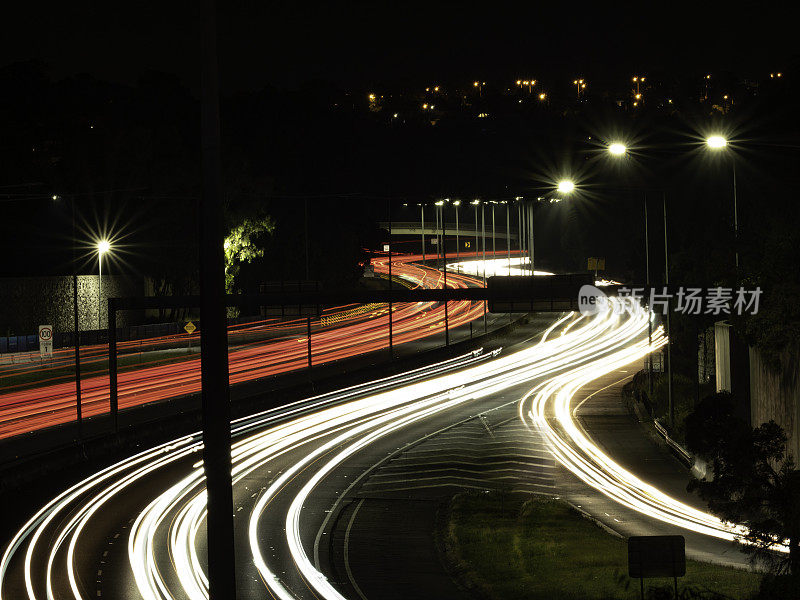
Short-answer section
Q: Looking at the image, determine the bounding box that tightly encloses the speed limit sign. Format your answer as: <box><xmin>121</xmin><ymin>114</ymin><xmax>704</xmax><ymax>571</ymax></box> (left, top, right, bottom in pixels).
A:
<box><xmin>39</xmin><ymin>325</ymin><xmax>53</xmax><ymax>357</ymax></box>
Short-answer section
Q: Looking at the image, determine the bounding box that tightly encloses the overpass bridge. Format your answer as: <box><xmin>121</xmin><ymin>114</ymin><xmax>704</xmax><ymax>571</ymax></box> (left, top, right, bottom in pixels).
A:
<box><xmin>379</xmin><ymin>221</ymin><xmax>518</xmax><ymax>241</ymax></box>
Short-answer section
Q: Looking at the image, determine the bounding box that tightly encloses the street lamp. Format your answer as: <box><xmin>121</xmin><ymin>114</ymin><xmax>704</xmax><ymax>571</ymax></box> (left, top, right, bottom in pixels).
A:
<box><xmin>557</xmin><ymin>180</ymin><xmax>576</xmax><ymax>194</ymax></box>
<box><xmin>608</xmin><ymin>142</ymin><xmax>627</xmax><ymax>156</ymax></box>
<box><xmin>97</xmin><ymin>239</ymin><xmax>111</xmax><ymax>330</ymax></box>
<box><xmin>706</xmin><ymin>135</ymin><xmax>727</xmax><ymax>149</ymax></box>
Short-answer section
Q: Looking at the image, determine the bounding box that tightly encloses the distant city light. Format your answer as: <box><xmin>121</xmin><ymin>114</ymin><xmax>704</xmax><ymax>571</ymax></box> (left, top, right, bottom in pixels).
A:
<box><xmin>557</xmin><ymin>180</ymin><xmax>576</xmax><ymax>194</ymax></box>
<box><xmin>706</xmin><ymin>135</ymin><xmax>728</xmax><ymax>149</ymax></box>
<box><xmin>539</xmin><ymin>92</ymin><xmax>546</xmax><ymax>100</ymax></box>
<box><xmin>608</xmin><ymin>143</ymin><xmax>627</xmax><ymax>156</ymax></box>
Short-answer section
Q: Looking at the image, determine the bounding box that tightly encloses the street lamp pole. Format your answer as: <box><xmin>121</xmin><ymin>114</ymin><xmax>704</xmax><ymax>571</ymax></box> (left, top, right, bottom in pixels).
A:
<box><xmin>388</xmin><ymin>199</ymin><xmax>393</xmax><ymax>358</ymax></box>
<box><xmin>482</xmin><ymin>203</ymin><xmax>487</xmax><ymax>332</ymax></box>
<box><xmin>473</xmin><ymin>201</ymin><xmax>479</xmax><ymax>266</ymax></box>
<box><xmin>420</xmin><ymin>204</ymin><xmax>426</xmax><ymax>264</ymax></box>
<box><xmin>506</xmin><ymin>201</ymin><xmax>511</xmax><ymax>271</ymax></box>
<box><xmin>528</xmin><ymin>200</ymin><xmax>535</xmax><ymax>274</ymax></box>
<box><xmin>518</xmin><ymin>201</ymin><xmax>525</xmax><ymax>271</ymax></box>
<box><xmin>454</xmin><ymin>202</ymin><xmax>460</xmax><ymax>262</ymax></box>
<box><xmin>733</xmin><ymin>161</ymin><xmax>739</xmax><ymax>269</ymax></box>
<box><xmin>96</xmin><ymin>240</ymin><xmax>110</xmax><ymax>330</ymax></box>
<box><xmin>705</xmin><ymin>135</ymin><xmax>738</xmax><ymax>269</ymax></box>
<box><xmin>645</xmin><ymin>195</ymin><xmax>653</xmax><ymax>398</ymax></box>
<box><xmin>98</xmin><ymin>251</ymin><xmax>102</xmax><ymax>330</ymax></box>
<box><xmin>441</xmin><ymin>202</ymin><xmax>449</xmax><ymax>346</ymax></box>
<box><xmin>491</xmin><ymin>202</ymin><xmax>496</xmax><ymax>264</ymax></box>
<box><xmin>435</xmin><ymin>203</ymin><xmax>441</xmax><ymax>266</ymax></box>
<box><xmin>71</xmin><ymin>200</ymin><xmax>83</xmax><ymax>442</ymax></box>
<box><xmin>481</xmin><ymin>203</ymin><xmax>486</xmax><ymax>284</ymax></box>
<box><xmin>664</xmin><ymin>191</ymin><xmax>674</xmax><ymax>428</ymax></box>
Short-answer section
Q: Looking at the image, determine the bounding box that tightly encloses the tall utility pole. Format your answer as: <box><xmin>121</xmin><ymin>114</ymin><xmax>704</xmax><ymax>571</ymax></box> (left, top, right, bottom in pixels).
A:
<box><xmin>200</xmin><ymin>1</ymin><xmax>237</xmax><ymax>597</ymax></box>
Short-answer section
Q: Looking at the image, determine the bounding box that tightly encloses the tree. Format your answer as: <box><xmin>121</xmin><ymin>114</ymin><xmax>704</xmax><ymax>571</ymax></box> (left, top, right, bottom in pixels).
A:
<box><xmin>685</xmin><ymin>392</ymin><xmax>800</xmax><ymax>579</ymax></box>
<box><xmin>223</xmin><ymin>215</ymin><xmax>275</xmax><ymax>293</ymax></box>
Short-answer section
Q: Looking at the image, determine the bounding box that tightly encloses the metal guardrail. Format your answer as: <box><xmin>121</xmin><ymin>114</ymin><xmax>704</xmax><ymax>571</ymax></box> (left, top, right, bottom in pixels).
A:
<box><xmin>653</xmin><ymin>418</ymin><xmax>693</xmax><ymax>466</ymax></box>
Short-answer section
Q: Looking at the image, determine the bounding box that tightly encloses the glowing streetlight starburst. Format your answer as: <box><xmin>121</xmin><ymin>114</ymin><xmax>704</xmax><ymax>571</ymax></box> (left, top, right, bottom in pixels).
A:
<box><xmin>608</xmin><ymin>143</ymin><xmax>627</xmax><ymax>156</ymax></box>
<box><xmin>706</xmin><ymin>135</ymin><xmax>728</xmax><ymax>149</ymax></box>
<box><xmin>97</xmin><ymin>239</ymin><xmax>111</xmax><ymax>254</ymax></box>
<box><xmin>557</xmin><ymin>180</ymin><xmax>576</xmax><ymax>194</ymax></box>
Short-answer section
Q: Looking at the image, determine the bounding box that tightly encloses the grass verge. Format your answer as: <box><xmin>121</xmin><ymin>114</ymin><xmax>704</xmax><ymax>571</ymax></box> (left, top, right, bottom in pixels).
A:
<box><xmin>443</xmin><ymin>492</ymin><xmax>761</xmax><ymax>600</ymax></box>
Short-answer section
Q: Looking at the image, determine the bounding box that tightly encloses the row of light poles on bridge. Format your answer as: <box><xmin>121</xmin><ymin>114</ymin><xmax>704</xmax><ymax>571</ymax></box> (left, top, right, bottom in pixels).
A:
<box><xmin>407</xmin><ymin>191</ymin><xmax>576</xmax><ymax>283</ymax></box>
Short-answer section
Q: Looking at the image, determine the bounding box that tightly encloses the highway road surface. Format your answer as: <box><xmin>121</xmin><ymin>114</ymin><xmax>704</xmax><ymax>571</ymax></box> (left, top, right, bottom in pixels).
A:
<box><xmin>0</xmin><ymin>253</ymin><xmax>498</xmax><ymax>440</ymax></box>
<box><xmin>1</xmin><ymin>299</ymin><xmax>767</xmax><ymax>600</ymax></box>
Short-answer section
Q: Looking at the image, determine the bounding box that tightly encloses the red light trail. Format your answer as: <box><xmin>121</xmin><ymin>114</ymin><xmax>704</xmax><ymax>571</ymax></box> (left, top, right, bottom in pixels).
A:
<box><xmin>0</xmin><ymin>254</ymin><xmax>496</xmax><ymax>439</ymax></box>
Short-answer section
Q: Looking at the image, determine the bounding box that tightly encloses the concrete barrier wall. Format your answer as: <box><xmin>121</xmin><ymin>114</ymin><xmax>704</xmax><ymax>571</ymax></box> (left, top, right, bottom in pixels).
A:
<box><xmin>749</xmin><ymin>347</ymin><xmax>800</xmax><ymax>461</ymax></box>
<box><xmin>0</xmin><ymin>275</ymin><xmax>141</xmax><ymax>335</ymax></box>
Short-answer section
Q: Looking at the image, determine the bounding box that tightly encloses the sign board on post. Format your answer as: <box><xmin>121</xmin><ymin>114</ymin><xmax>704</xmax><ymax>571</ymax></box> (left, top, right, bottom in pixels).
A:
<box><xmin>628</xmin><ymin>535</ymin><xmax>686</xmax><ymax>579</ymax></box>
<box><xmin>184</xmin><ymin>321</ymin><xmax>197</xmax><ymax>335</ymax></box>
<box><xmin>38</xmin><ymin>325</ymin><xmax>53</xmax><ymax>357</ymax></box>
<box><xmin>587</xmin><ymin>257</ymin><xmax>606</xmax><ymax>272</ymax></box>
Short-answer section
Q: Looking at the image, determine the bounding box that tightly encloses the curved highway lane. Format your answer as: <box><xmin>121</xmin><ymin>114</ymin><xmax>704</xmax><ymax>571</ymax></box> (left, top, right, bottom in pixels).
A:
<box><xmin>0</xmin><ymin>254</ymin><xmax>487</xmax><ymax>439</ymax></box>
<box><xmin>2</xmin><ymin>300</ymin><xmax>709</xmax><ymax>600</ymax></box>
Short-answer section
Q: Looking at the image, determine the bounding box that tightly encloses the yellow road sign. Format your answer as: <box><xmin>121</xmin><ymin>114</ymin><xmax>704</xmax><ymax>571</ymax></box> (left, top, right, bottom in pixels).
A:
<box><xmin>184</xmin><ymin>321</ymin><xmax>196</xmax><ymax>334</ymax></box>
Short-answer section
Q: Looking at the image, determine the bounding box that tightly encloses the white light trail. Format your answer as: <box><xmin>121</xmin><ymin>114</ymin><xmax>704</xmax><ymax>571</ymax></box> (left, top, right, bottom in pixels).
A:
<box><xmin>7</xmin><ymin>298</ymin><xmax>771</xmax><ymax>600</ymax></box>
<box><xmin>448</xmin><ymin>257</ymin><xmax>554</xmax><ymax>277</ymax></box>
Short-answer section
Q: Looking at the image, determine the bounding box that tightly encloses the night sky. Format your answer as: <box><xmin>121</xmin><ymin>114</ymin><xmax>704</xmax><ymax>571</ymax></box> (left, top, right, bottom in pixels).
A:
<box><xmin>3</xmin><ymin>2</ymin><xmax>795</xmax><ymax>92</ymax></box>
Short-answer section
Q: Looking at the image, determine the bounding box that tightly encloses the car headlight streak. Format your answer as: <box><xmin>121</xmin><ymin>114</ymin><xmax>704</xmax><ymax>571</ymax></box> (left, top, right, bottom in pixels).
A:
<box><xmin>5</xmin><ymin>299</ymin><xmax>770</xmax><ymax>600</ymax></box>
